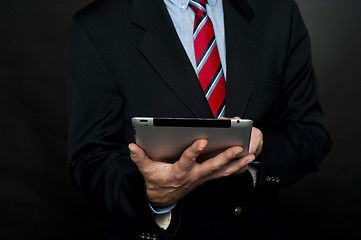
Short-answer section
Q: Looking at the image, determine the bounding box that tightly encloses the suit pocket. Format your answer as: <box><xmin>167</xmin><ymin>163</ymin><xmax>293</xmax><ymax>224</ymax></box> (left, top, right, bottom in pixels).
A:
<box><xmin>249</xmin><ymin>72</ymin><xmax>282</xmax><ymax>100</ymax></box>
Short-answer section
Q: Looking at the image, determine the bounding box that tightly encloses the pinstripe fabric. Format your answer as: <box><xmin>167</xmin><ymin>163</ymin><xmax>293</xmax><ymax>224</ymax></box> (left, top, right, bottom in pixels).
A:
<box><xmin>189</xmin><ymin>0</ymin><xmax>225</xmax><ymax>118</ymax></box>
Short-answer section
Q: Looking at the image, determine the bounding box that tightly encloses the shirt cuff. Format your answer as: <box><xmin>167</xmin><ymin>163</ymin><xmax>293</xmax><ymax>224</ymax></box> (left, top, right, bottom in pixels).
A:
<box><xmin>248</xmin><ymin>165</ymin><xmax>259</xmax><ymax>187</ymax></box>
<box><xmin>149</xmin><ymin>202</ymin><xmax>177</xmax><ymax>214</ymax></box>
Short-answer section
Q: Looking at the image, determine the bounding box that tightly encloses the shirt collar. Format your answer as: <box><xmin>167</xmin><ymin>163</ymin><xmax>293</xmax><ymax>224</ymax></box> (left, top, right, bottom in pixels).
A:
<box><xmin>166</xmin><ymin>0</ymin><xmax>217</xmax><ymax>12</ymax></box>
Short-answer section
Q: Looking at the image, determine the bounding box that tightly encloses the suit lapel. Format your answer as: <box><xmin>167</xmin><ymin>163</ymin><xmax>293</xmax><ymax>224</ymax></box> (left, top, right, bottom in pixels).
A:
<box><xmin>132</xmin><ymin>0</ymin><xmax>213</xmax><ymax>118</ymax></box>
<box><xmin>131</xmin><ymin>0</ymin><xmax>263</xmax><ymax>118</ymax></box>
<box><xmin>223</xmin><ymin>0</ymin><xmax>263</xmax><ymax>117</ymax></box>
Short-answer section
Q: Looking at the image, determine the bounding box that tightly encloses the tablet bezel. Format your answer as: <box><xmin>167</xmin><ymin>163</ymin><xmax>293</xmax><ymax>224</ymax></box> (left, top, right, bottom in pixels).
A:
<box><xmin>132</xmin><ymin>117</ymin><xmax>253</xmax><ymax>163</ymax></box>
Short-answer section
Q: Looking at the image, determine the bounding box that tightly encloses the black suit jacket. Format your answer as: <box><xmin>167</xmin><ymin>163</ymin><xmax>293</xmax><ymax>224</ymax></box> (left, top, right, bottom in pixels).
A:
<box><xmin>66</xmin><ymin>0</ymin><xmax>331</xmax><ymax>239</ymax></box>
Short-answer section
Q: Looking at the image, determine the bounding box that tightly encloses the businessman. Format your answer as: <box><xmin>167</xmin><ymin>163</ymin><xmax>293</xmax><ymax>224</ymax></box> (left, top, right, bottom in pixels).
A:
<box><xmin>66</xmin><ymin>0</ymin><xmax>331</xmax><ymax>239</ymax></box>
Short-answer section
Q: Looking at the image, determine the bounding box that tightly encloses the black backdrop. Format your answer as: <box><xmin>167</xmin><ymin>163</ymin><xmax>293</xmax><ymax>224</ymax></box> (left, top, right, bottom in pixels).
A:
<box><xmin>1</xmin><ymin>0</ymin><xmax>360</xmax><ymax>239</ymax></box>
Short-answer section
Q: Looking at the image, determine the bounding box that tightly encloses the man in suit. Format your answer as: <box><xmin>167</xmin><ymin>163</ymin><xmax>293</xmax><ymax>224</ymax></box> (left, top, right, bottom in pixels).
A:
<box><xmin>66</xmin><ymin>0</ymin><xmax>331</xmax><ymax>239</ymax></box>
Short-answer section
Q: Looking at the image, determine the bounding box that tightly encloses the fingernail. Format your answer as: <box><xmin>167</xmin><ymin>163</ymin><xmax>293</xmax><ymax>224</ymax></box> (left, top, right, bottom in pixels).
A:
<box><xmin>128</xmin><ymin>145</ymin><xmax>136</xmax><ymax>156</ymax></box>
<box><xmin>198</xmin><ymin>140</ymin><xmax>207</xmax><ymax>150</ymax></box>
<box><xmin>247</xmin><ymin>155</ymin><xmax>255</xmax><ymax>164</ymax></box>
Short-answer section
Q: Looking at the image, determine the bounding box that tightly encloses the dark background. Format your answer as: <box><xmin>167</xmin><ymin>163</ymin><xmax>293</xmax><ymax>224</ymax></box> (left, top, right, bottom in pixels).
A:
<box><xmin>0</xmin><ymin>0</ymin><xmax>360</xmax><ymax>239</ymax></box>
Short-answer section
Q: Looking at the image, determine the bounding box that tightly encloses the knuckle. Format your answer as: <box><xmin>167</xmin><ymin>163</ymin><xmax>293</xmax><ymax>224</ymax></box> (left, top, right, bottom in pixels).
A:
<box><xmin>188</xmin><ymin>175</ymin><xmax>199</xmax><ymax>184</ymax></box>
<box><xmin>218</xmin><ymin>150</ymin><xmax>229</xmax><ymax>159</ymax></box>
<box><xmin>210</xmin><ymin>163</ymin><xmax>222</xmax><ymax>172</ymax></box>
<box><xmin>174</xmin><ymin>172</ymin><xmax>186</xmax><ymax>182</ymax></box>
<box><xmin>224</xmin><ymin>149</ymin><xmax>235</xmax><ymax>159</ymax></box>
<box><xmin>183</xmin><ymin>149</ymin><xmax>197</xmax><ymax>162</ymax></box>
<box><xmin>187</xmin><ymin>168</ymin><xmax>203</xmax><ymax>186</ymax></box>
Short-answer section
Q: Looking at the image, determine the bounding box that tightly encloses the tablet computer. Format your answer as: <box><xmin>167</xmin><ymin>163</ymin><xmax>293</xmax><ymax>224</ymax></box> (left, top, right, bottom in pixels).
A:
<box><xmin>132</xmin><ymin>117</ymin><xmax>253</xmax><ymax>163</ymax></box>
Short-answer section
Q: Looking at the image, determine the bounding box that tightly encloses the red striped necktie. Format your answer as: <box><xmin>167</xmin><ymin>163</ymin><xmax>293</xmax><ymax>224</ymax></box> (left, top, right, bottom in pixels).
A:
<box><xmin>189</xmin><ymin>0</ymin><xmax>226</xmax><ymax>118</ymax></box>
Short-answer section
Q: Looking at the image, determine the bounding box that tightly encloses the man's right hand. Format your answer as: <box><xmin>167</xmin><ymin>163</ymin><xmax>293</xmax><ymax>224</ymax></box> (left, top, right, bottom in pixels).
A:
<box><xmin>129</xmin><ymin>139</ymin><xmax>255</xmax><ymax>207</ymax></box>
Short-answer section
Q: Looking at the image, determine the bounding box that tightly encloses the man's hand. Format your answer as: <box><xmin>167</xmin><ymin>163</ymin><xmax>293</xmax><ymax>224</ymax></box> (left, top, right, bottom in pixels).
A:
<box><xmin>129</xmin><ymin>140</ymin><xmax>255</xmax><ymax>207</ymax></box>
<box><xmin>249</xmin><ymin>127</ymin><xmax>263</xmax><ymax>157</ymax></box>
<box><xmin>219</xmin><ymin>116</ymin><xmax>263</xmax><ymax>157</ymax></box>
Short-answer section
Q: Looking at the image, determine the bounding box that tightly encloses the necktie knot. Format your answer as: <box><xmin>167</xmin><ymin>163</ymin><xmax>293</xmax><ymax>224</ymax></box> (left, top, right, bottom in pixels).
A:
<box><xmin>189</xmin><ymin>0</ymin><xmax>207</xmax><ymax>15</ymax></box>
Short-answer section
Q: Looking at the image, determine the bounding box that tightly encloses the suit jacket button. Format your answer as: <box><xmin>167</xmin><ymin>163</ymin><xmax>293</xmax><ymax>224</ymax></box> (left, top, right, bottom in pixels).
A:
<box><xmin>234</xmin><ymin>206</ymin><xmax>242</xmax><ymax>216</ymax></box>
<box><xmin>266</xmin><ymin>176</ymin><xmax>279</xmax><ymax>183</ymax></box>
<box><xmin>139</xmin><ymin>233</ymin><xmax>158</xmax><ymax>239</ymax></box>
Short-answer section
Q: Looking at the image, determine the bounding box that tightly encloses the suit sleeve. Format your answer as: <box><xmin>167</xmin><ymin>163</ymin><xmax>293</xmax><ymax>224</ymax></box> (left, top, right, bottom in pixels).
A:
<box><xmin>66</xmin><ymin>18</ymin><xmax>154</xmax><ymax>227</ymax></box>
<box><xmin>257</xmin><ymin>2</ymin><xmax>332</xmax><ymax>187</ymax></box>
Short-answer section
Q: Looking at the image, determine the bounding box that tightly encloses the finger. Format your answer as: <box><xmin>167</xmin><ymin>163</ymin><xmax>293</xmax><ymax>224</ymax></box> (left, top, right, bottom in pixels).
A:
<box><xmin>197</xmin><ymin>145</ymin><xmax>244</xmax><ymax>178</ymax></box>
<box><xmin>203</xmin><ymin>154</ymin><xmax>255</xmax><ymax>182</ymax></box>
<box><xmin>254</xmin><ymin>143</ymin><xmax>263</xmax><ymax>157</ymax></box>
<box><xmin>249</xmin><ymin>127</ymin><xmax>263</xmax><ymax>156</ymax></box>
<box><xmin>128</xmin><ymin>143</ymin><xmax>152</xmax><ymax>169</ymax></box>
<box><xmin>235</xmin><ymin>165</ymin><xmax>249</xmax><ymax>174</ymax></box>
<box><xmin>218</xmin><ymin>116</ymin><xmax>241</xmax><ymax>120</ymax></box>
<box><xmin>223</xmin><ymin>154</ymin><xmax>255</xmax><ymax>176</ymax></box>
<box><xmin>174</xmin><ymin>139</ymin><xmax>208</xmax><ymax>172</ymax></box>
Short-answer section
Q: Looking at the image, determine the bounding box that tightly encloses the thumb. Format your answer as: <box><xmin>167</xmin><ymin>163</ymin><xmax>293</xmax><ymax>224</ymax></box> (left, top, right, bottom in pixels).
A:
<box><xmin>128</xmin><ymin>143</ymin><xmax>151</xmax><ymax>169</ymax></box>
<box><xmin>175</xmin><ymin>139</ymin><xmax>208</xmax><ymax>172</ymax></box>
